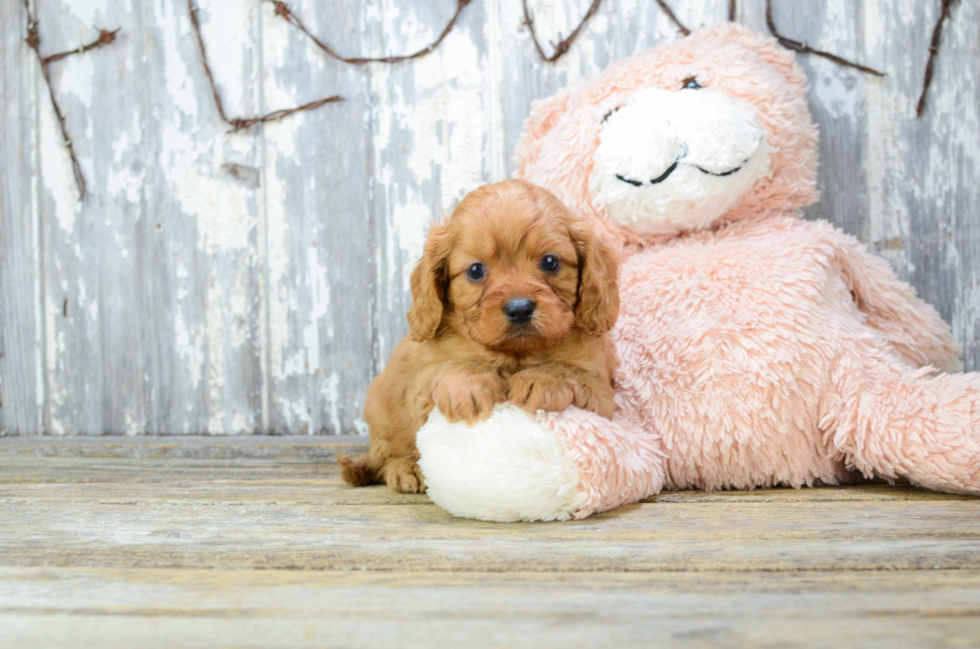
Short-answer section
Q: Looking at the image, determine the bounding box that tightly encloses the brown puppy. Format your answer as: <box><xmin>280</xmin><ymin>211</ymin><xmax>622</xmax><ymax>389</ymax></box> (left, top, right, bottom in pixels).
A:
<box><xmin>339</xmin><ymin>180</ymin><xmax>620</xmax><ymax>493</ymax></box>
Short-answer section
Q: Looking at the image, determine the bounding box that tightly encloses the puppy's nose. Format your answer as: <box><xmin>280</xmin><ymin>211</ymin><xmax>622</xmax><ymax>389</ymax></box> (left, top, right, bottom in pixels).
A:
<box><xmin>503</xmin><ymin>298</ymin><xmax>536</xmax><ymax>324</ymax></box>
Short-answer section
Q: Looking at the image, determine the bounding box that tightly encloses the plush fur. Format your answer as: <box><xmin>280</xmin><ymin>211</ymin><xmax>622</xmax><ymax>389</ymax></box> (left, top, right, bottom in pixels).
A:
<box><xmin>418</xmin><ymin>24</ymin><xmax>978</xmax><ymax>522</ymax></box>
<box><xmin>417</xmin><ymin>405</ymin><xmax>587</xmax><ymax>522</ymax></box>
<box><xmin>341</xmin><ymin>180</ymin><xmax>620</xmax><ymax>493</ymax></box>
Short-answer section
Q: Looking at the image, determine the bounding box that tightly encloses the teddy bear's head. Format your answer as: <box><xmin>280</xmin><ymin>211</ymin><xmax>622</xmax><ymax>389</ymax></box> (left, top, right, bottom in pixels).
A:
<box><xmin>515</xmin><ymin>24</ymin><xmax>818</xmax><ymax>242</ymax></box>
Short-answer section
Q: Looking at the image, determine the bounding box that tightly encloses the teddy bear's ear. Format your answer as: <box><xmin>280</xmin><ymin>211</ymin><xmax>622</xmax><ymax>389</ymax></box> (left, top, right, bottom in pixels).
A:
<box><xmin>513</xmin><ymin>88</ymin><xmax>573</xmax><ymax>179</ymax></box>
<box><xmin>695</xmin><ymin>24</ymin><xmax>808</xmax><ymax>97</ymax></box>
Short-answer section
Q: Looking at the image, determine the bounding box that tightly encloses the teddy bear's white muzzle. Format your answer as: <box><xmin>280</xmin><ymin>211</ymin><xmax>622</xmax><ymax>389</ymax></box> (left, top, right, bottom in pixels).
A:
<box><xmin>590</xmin><ymin>87</ymin><xmax>772</xmax><ymax>235</ymax></box>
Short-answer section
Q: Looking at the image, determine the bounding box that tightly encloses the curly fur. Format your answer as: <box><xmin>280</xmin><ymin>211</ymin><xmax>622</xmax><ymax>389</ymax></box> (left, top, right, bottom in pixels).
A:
<box><xmin>341</xmin><ymin>180</ymin><xmax>620</xmax><ymax>493</ymax></box>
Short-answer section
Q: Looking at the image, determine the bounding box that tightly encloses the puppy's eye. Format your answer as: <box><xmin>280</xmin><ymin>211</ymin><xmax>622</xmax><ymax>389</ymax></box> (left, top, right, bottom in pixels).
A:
<box><xmin>540</xmin><ymin>255</ymin><xmax>561</xmax><ymax>273</ymax></box>
<box><xmin>682</xmin><ymin>77</ymin><xmax>702</xmax><ymax>90</ymax></box>
<box><xmin>465</xmin><ymin>263</ymin><xmax>486</xmax><ymax>281</ymax></box>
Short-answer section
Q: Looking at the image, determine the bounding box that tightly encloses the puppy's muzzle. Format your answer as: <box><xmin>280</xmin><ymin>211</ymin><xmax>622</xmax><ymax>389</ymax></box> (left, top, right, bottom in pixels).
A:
<box><xmin>503</xmin><ymin>298</ymin><xmax>536</xmax><ymax>325</ymax></box>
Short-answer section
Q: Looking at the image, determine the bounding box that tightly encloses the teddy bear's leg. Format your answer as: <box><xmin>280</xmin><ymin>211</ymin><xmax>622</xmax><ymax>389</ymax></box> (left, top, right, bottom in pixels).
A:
<box><xmin>826</xmin><ymin>356</ymin><xmax>980</xmax><ymax>495</ymax></box>
<box><xmin>416</xmin><ymin>404</ymin><xmax>665</xmax><ymax>522</ymax></box>
<box><xmin>538</xmin><ymin>407</ymin><xmax>666</xmax><ymax>518</ymax></box>
<box><xmin>829</xmin><ymin>228</ymin><xmax>963</xmax><ymax>372</ymax></box>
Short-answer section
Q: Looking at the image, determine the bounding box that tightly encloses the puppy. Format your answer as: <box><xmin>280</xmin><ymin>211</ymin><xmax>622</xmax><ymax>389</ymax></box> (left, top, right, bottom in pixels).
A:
<box><xmin>339</xmin><ymin>179</ymin><xmax>620</xmax><ymax>493</ymax></box>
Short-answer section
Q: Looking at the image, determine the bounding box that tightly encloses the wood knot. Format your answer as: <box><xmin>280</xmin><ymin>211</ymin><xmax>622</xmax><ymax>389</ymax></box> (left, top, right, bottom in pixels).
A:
<box><xmin>25</xmin><ymin>28</ymin><xmax>40</xmax><ymax>51</ymax></box>
<box><xmin>96</xmin><ymin>29</ymin><xmax>118</xmax><ymax>46</ymax></box>
<box><xmin>229</xmin><ymin>118</ymin><xmax>252</xmax><ymax>131</ymax></box>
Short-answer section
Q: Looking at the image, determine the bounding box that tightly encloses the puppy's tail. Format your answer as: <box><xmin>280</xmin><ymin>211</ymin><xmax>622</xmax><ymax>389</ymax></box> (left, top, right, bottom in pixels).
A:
<box><xmin>338</xmin><ymin>453</ymin><xmax>381</xmax><ymax>487</ymax></box>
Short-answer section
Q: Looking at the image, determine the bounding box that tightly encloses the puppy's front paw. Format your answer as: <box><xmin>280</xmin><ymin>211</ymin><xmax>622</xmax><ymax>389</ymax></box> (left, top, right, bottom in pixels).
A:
<box><xmin>432</xmin><ymin>372</ymin><xmax>506</xmax><ymax>424</ymax></box>
<box><xmin>508</xmin><ymin>370</ymin><xmax>575</xmax><ymax>414</ymax></box>
<box><xmin>384</xmin><ymin>457</ymin><xmax>426</xmax><ymax>494</ymax></box>
<box><xmin>573</xmin><ymin>384</ymin><xmax>616</xmax><ymax>419</ymax></box>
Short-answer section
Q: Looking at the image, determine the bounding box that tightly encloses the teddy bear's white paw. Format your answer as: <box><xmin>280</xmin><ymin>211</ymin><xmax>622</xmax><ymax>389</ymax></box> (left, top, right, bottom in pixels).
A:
<box><xmin>416</xmin><ymin>404</ymin><xmax>585</xmax><ymax>522</ymax></box>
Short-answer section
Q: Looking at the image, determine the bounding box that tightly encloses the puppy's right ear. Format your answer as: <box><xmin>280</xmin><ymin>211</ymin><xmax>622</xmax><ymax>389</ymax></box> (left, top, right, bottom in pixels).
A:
<box><xmin>570</xmin><ymin>216</ymin><xmax>621</xmax><ymax>338</ymax></box>
<box><xmin>407</xmin><ymin>222</ymin><xmax>452</xmax><ymax>342</ymax></box>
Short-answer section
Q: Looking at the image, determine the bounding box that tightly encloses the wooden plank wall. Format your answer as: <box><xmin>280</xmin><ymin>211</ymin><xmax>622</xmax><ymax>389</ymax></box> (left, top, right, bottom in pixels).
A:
<box><xmin>1</xmin><ymin>0</ymin><xmax>978</xmax><ymax>435</ymax></box>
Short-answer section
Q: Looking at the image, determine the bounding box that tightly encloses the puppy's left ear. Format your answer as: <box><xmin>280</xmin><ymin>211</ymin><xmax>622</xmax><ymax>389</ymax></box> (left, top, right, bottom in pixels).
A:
<box><xmin>571</xmin><ymin>218</ymin><xmax>620</xmax><ymax>337</ymax></box>
<box><xmin>407</xmin><ymin>222</ymin><xmax>452</xmax><ymax>342</ymax></box>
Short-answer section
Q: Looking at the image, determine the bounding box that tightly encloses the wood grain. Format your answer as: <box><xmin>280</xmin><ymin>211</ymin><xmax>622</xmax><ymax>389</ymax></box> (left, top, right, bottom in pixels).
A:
<box><xmin>134</xmin><ymin>1</ymin><xmax>265</xmax><ymax>435</ymax></box>
<box><xmin>863</xmin><ymin>0</ymin><xmax>980</xmax><ymax>370</ymax></box>
<box><xmin>2</xmin><ymin>436</ymin><xmax>979</xmax><ymax>574</ymax></box>
<box><xmin>0</xmin><ymin>0</ymin><xmax>41</xmax><ymax>435</ymax></box>
<box><xmin>262</xmin><ymin>0</ymin><xmax>376</xmax><ymax>435</ymax></box>
<box><xmin>1</xmin><ymin>568</ymin><xmax>980</xmax><ymax>649</ymax></box>
<box><xmin>2</xmin><ymin>436</ymin><xmax>980</xmax><ymax>647</ymax></box>
<box><xmin>2</xmin><ymin>1</ymin><xmax>979</xmax><ymax>434</ymax></box>
<box><xmin>35</xmin><ymin>0</ymin><xmax>147</xmax><ymax>435</ymax></box>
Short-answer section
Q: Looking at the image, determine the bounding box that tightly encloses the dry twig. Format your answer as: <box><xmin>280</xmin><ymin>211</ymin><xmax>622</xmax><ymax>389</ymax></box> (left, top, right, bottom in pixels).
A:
<box><xmin>23</xmin><ymin>0</ymin><xmax>119</xmax><ymax>200</ymax></box>
<box><xmin>765</xmin><ymin>0</ymin><xmax>885</xmax><ymax>77</ymax></box>
<box><xmin>916</xmin><ymin>0</ymin><xmax>959</xmax><ymax>118</ymax></box>
<box><xmin>522</xmin><ymin>0</ymin><xmax>604</xmax><ymax>63</ymax></box>
<box><xmin>270</xmin><ymin>0</ymin><xmax>472</xmax><ymax>65</ymax></box>
<box><xmin>42</xmin><ymin>28</ymin><xmax>119</xmax><ymax>65</ymax></box>
<box><xmin>653</xmin><ymin>0</ymin><xmax>690</xmax><ymax>36</ymax></box>
<box><xmin>188</xmin><ymin>0</ymin><xmax>343</xmax><ymax>132</ymax></box>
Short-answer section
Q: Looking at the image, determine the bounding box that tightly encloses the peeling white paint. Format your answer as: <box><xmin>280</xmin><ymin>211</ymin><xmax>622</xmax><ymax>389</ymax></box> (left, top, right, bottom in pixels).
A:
<box><xmin>276</xmin><ymin>395</ymin><xmax>311</xmax><ymax>432</ymax></box>
<box><xmin>303</xmin><ymin>242</ymin><xmax>332</xmax><ymax>375</ymax></box>
<box><xmin>124</xmin><ymin>411</ymin><xmax>140</xmax><ymax>437</ymax></box>
<box><xmin>320</xmin><ymin>372</ymin><xmax>342</xmax><ymax>436</ymax></box>
<box><xmin>174</xmin><ymin>308</ymin><xmax>205</xmax><ymax>392</ymax></box>
<box><xmin>38</xmin><ymin>86</ymin><xmax>82</xmax><ymax>236</ymax></box>
<box><xmin>206</xmin><ymin>278</ymin><xmax>227</xmax><ymax>433</ymax></box>
<box><xmin>176</xmin><ymin>262</ymin><xmax>189</xmax><ymax>301</ymax></box>
<box><xmin>106</xmin><ymin>129</ymin><xmax>145</xmax><ymax>206</ymax></box>
<box><xmin>23</xmin><ymin>47</ymin><xmax>47</xmax><ymax>432</ymax></box>
<box><xmin>43</xmin><ymin>291</ymin><xmax>67</xmax><ymax>436</ymax></box>
<box><xmin>76</xmin><ymin>277</ymin><xmax>97</xmax><ymax>322</ymax></box>
<box><xmin>863</xmin><ymin>0</ymin><xmax>913</xmax><ymax>274</ymax></box>
<box><xmin>812</xmin><ymin>65</ymin><xmax>862</xmax><ymax>121</ymax></box>
<box><xmin>7</xmin><ymin>0</ymin><xmax>980</xmax><ymax>435</ymax></box>
<box><xmin>371</xmin><ymin>7</ymin><xmax>493</xmax><ymax>328</ymax></box>
<box><xmin>352</xmin><ymin>417</ymin><xmax>370</xmax><ymax>436</ymax></box>
<box><xmin>484</xmin><ymin>0</ymin><xmax>508</xmax><ymax>181</ymax></box>
<box><xmin>263</xmin><ymin>123</ymin><xmax>295</xmax><ymax>386</ymax></box>
<box><xmin>261</xmin><ymin>38</ymin><xmax>306</xmax><ymax>391</ymax></box>
<box><xmin>62</xmin><ymin>0</ymin><xmax>112</xmax><ymax>28</ymax></box>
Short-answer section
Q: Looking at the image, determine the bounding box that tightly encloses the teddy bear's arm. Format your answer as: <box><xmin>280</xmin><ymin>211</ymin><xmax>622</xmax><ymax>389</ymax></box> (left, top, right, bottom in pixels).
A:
<box><xmin>827</xmin><ymin>227</ymin><xmax>962</xmax><ymax>372</ymax></box>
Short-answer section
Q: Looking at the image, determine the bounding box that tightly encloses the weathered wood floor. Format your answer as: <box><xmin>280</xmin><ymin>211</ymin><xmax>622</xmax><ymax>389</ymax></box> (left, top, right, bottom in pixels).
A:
<box><xmin>1</xmin><ymin>436</ymin><xmax>979</xmax><ymax>648</ymax></box>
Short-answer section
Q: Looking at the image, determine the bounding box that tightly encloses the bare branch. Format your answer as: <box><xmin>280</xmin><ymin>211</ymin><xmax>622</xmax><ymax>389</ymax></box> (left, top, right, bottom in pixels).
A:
<box><xmin>916</xmin><ymin>0</ymin><xmax>959</xmax><ymax>118</ymax></box>
<box><xmin>187</xmin><ymin>0</ymin><xmax>343</xmax><ymax>133</ymax></box>
<box><xmin>22</xmin><ymin>0</ymin><xmax>120</xmax><ymax>200</ymax></box>
<box><xmin>42</xmin><ymin>28</ymin><xmax>119</xmax><ymax>65</ymax></box>
<box><xmin>653</xmin><ymin>0</ymin><xmax>690</xmax><ymax>36</ymax></box>
<box><xmin>765</xmin><ymin>0</ymin><xmax>885</xmax><ymax>77</ymax></box>
<box><xmin>522</xmin><ymin>0</ymin><xmax>604</xmax><ymax>63</ymax></box>
<box><xmin>270</xmin><ymin>0</ymin><xmax>472</xmax><ymax>65</ymax></box>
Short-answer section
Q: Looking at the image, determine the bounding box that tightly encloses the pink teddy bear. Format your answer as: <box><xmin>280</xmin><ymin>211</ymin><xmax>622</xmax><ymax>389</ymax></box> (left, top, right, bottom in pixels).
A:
<box><xmin>416</xmin><ymin>24</ymin><xmax>979</xmax><ymax>522</ymax></box>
